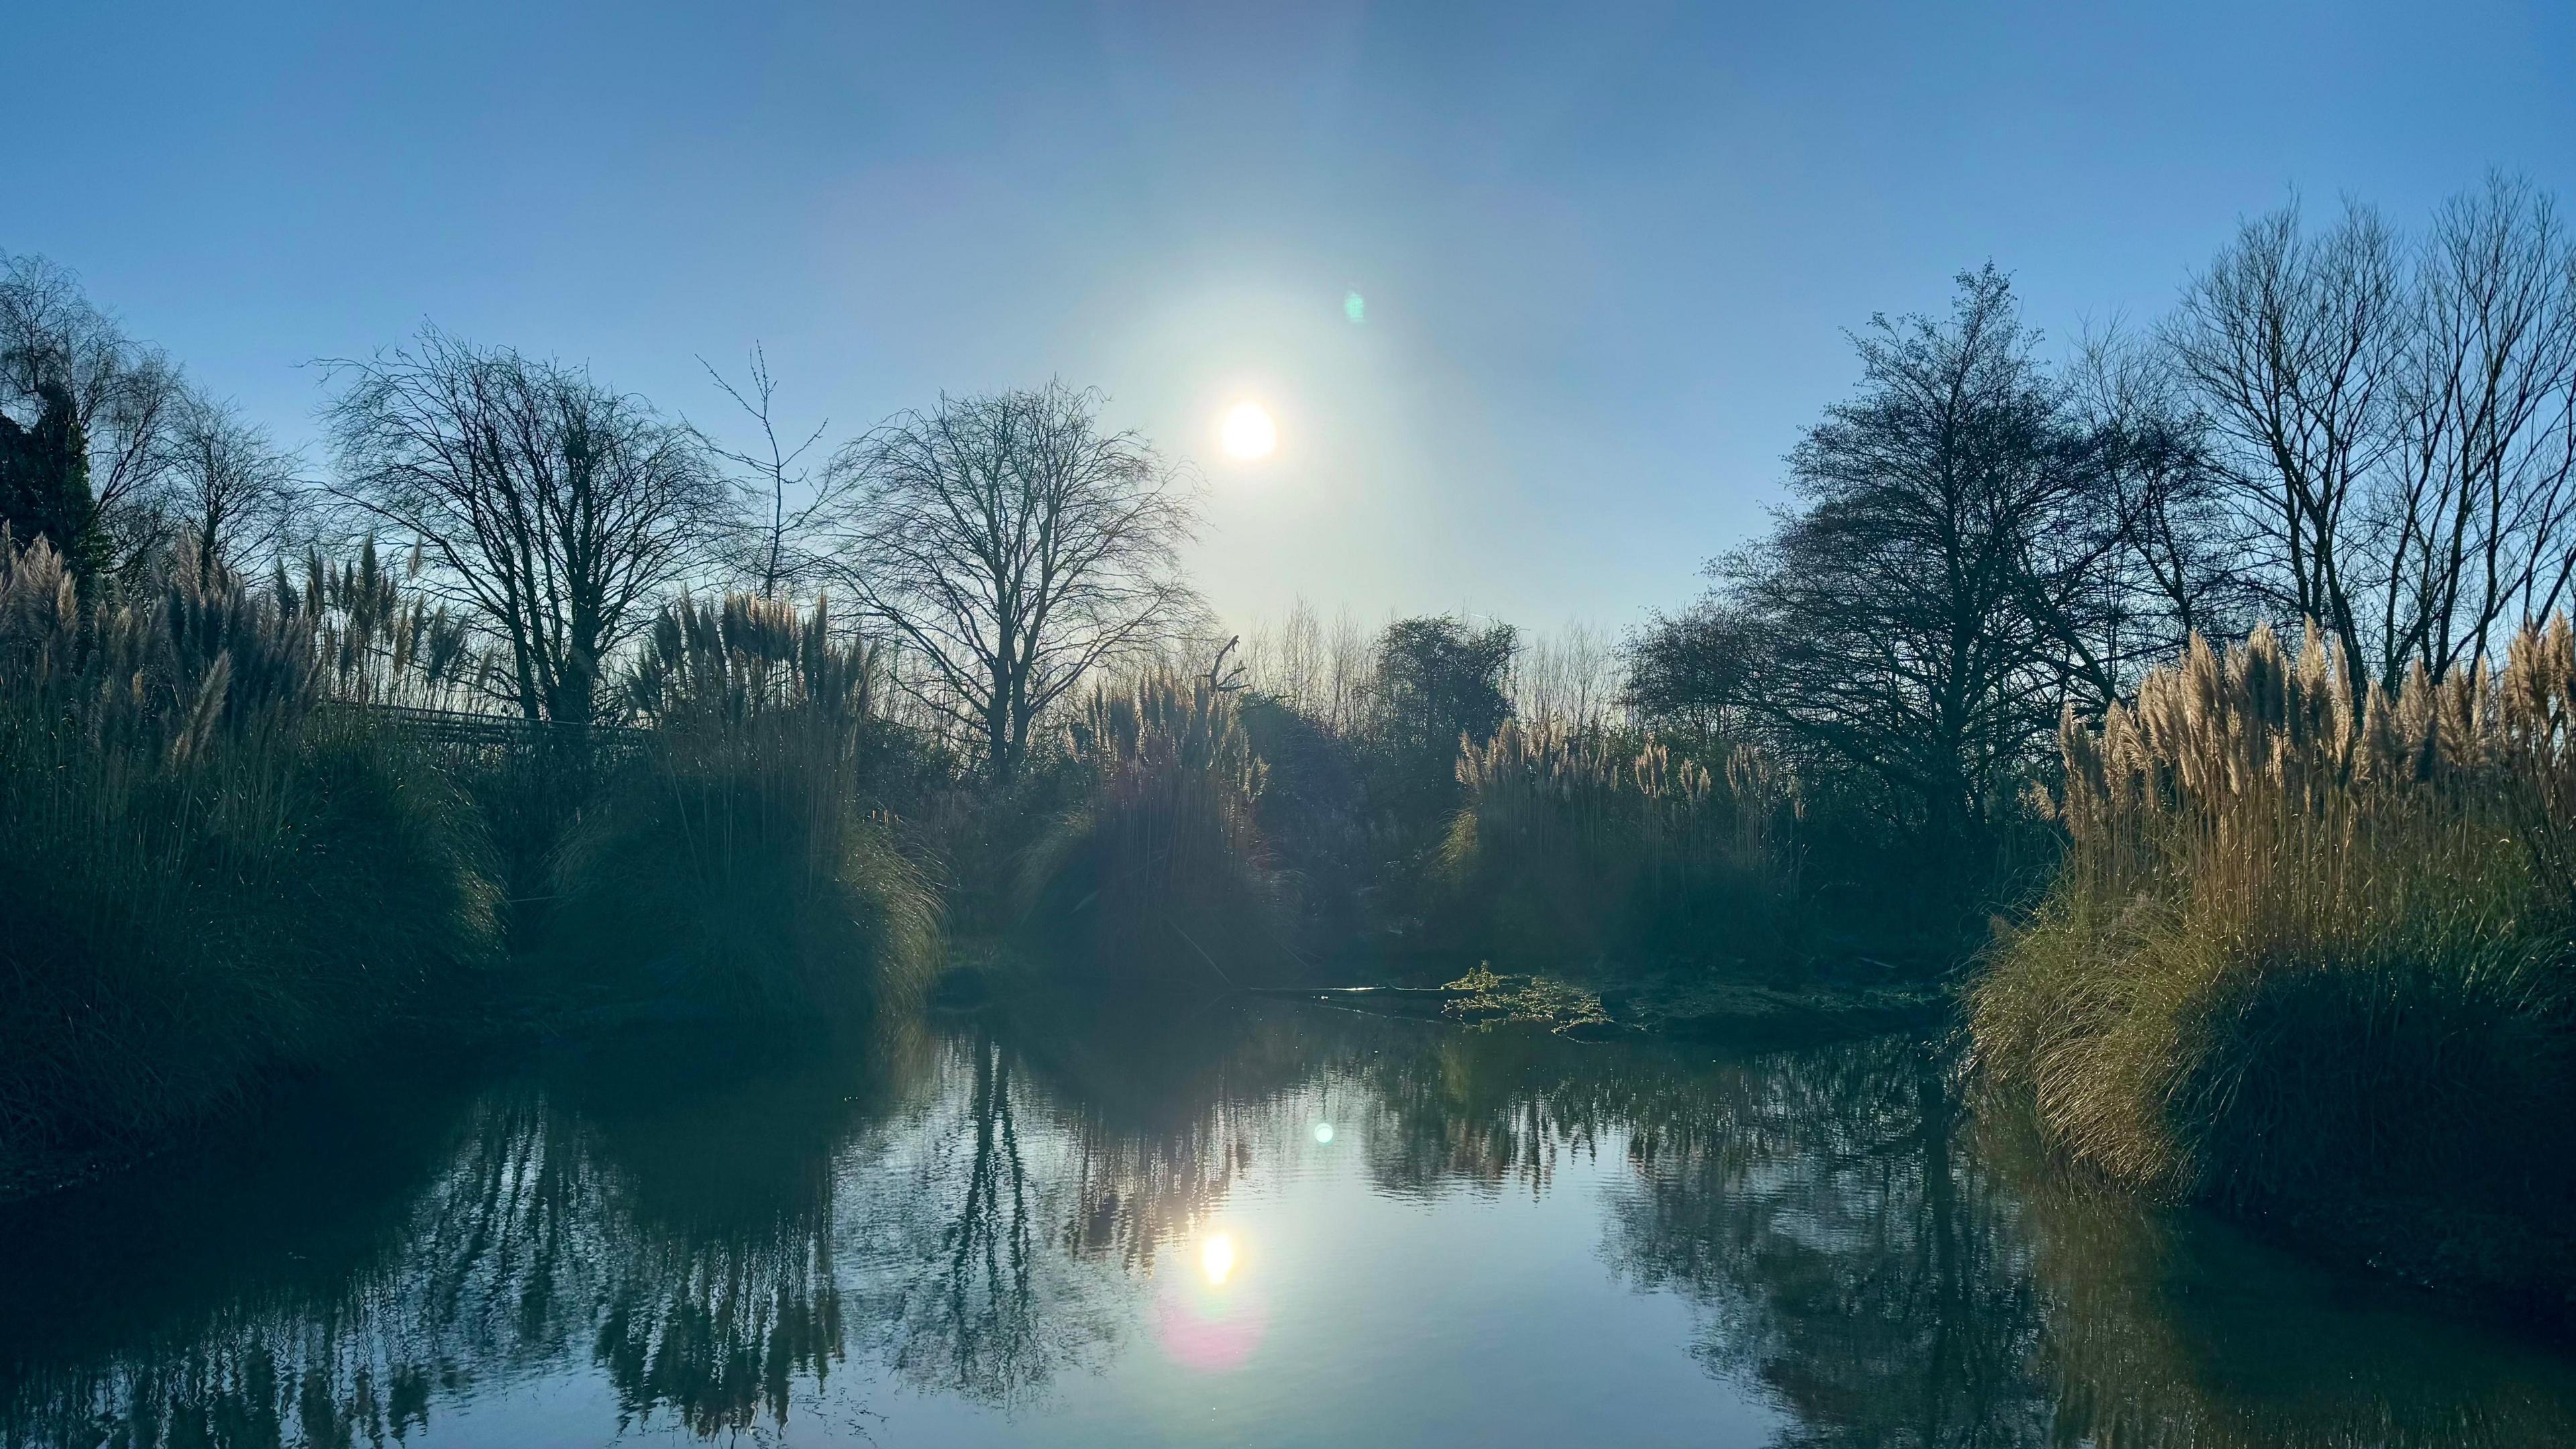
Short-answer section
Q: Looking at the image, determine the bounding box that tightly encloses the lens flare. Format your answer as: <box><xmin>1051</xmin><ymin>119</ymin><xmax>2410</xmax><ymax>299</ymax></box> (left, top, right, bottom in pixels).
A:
<box><xmin>1312</xmin><ymin>1122</ymin><xmax>1334</xmax><ymax>1144</ymax></box>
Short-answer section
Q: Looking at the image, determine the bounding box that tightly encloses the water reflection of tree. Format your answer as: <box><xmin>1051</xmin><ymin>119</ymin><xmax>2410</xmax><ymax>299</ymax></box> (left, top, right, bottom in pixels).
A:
<box><xmin>843</xmin><ymin>1031</ymin><xmax>1116</xmax><ymax>1411</ymax></box>
<box><xmin>1603</xmin><ymin>1037</ymin><xmax>2049</xmax><ymax>1448</ymax></box>
<box><xmin>0</xmin><ymin>1066</ymin><xmax>484</xmax><ymax>1449</ymax></box>
<box><xmin>0</xmin><ymin>1004</ymin><xmax>1322</xmax><ymax>1442</ymax></box>
<box><xmin>0</xmin><ymin>1028</ymin><xmax>924</xmax><ymax>1447</ymax></box>
<box><xmin>1357</xmin><ymin>1025</ymin><xmax>2050</xmax><ymax>1445</ymax></box>
<box><xmin>1589</xmin><ymin>1030</ymin><xmax>2576</xmax><ymax>1449</ymax></box>
<box><xmin>843</xmin><ymin>1004</ymin><xmax>1315</xmax><ymax>1409</ymax></box>
<box><xmin>14</xmin><ymin>1008</ymin><xmax>2576</xmax><ymax>1448</ymax></box>
<box><xmin>591</xmin><ymin>1237</ymin><xmax>843</xmax><ymax>1438</ymax></box>
<box><xmin>1357</xmin><ymin>1028</ymin><xmax>1605</xmax><ymax>1197</ymax></box>
<box><xmin>564</xmin><ymin>1030</ymin><xmax>911</xmax><ymax>1440</ymax></box>
<box><xmin>1986</xmin><ymin>1099</ymin><xmax>2576</xmax><ymax>1449</ymax></box>
<box><xmin>1015</xmin><ymin>998</ymin><xmax>1311</xmax><ymax>1271</ymax></box>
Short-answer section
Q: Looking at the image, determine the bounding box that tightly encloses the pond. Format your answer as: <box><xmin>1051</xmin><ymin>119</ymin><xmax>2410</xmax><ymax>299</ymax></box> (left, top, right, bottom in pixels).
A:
<box><xmin>4</xmin><ymin>1000</ymin><xmax>2572</xmax><ymax>1448</ymax></box>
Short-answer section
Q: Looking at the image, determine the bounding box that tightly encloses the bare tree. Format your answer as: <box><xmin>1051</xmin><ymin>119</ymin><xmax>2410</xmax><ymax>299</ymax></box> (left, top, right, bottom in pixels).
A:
<box><xmin>2165</xmin><ymin>181</ymin><xmax>2576</xmax><ymax>689</ymax></box>
<box><xmin>2165</xmin><ymin>200</ymin><xmax>2404</xmax><ymax>687</ymax></box>
<box><xmin>1511</xmin><ymin>622</ymin><xmax>1621</xmax><ymax>735</ymax></box>
<box><xmin>160</xmin><ymin>391</ymin><xmax>308</xmax><ymax>584</ymax></box>
<box><xmin>0</xmin><ymin>253</ymin><xmax>183</xmax><ymax>574</ymax></box>
<box><xmin>1243</xmin><ymin>598</ymin><xmax>1371</xmax><ymax>735</ymax></box>
<box><xmin>698</xmin><ymin>343</ymin><xmax>845</xmax><ymax>600</ymax></box>
<box><xmin>1714</xmin><ymin>267</ymin><xmax>2116</xmax><ymax>852</ymax></box>
<box><xmin>2375</xmin><ymin>175</ymin><xmax>2576</xmax><ymax>681</ymax></box>
<box><xmin>823</xmin><ymin>382</ymin><xmax>1202</xmax><ymax>780</ymax></box>
<box><xmin>323</xmin><ymin>327</ymin><xmax>725</xmax><ymax>724</ymax></box>
<box><xmin>2069</xmin><ymin>327</ymin><xmax>2254</xmax><ymax>678</ymax></box>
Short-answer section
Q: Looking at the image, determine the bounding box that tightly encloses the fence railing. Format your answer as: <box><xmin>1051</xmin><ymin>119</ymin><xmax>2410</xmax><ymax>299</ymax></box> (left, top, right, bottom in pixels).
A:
<box><xmin>323</xmin><ymin>701</ymin><xmax>647</xmax><ymax>753</ymax></box>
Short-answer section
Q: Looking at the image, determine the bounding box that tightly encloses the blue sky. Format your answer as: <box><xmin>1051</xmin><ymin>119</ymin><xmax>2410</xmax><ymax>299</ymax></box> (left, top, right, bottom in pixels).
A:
<box><xmin>7</xmin><ymin>1</ymin><xmax>2573</xmax><ymax>632</ymax></box>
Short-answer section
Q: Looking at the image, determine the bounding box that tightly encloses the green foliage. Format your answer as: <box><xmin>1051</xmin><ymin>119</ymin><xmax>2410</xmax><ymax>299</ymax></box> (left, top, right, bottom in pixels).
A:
<box><xmin>1012</xmin><ymin>672</ymin><xmax>1285</xmax><ymax>988</ymax></box>
<box><xmin>1235</xmin><ymin>693</ymin><xmax>1371</xmax><ymax>958</ymax></box>
<box><xmin>1974</xmin><ymin>623</ymin><xmax>2576</xmax><ymax>1220</ymax></box>
<box><xmin>549</xmin><ymin>593</ymin><xmax>942</xmax><ymax>1019</ymax></box>
<box><xmin>1361</xmin><ymin>615</ymin><xmax>1516</xmax><ymax>829</ymax></box>
<box><xmin>0</xmin><ymin>532</ymin><xmax>501</xmax><ymax>1163</ymax></box>
<box><xmin>1368</xmin><ymin>615</ymin><xmax>1517</xmax><ymax>759</ymax></box>
<box><xmin>1440</xmin><ymin>721</ymin><xmax>1802</xmax><ymax>971</ymax></box>
<box><xmin>0</xmin><ymin>378</ymin><xmax>107</xmax><ymax>577</ymax></box>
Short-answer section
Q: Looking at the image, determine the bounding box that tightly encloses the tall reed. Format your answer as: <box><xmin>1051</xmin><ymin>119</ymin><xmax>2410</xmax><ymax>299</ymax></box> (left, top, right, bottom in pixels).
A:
<box><xmin>0</xmin><ymin>531</ymin><xmax>500</xmax><ymax>1163</ymax></box>
<box><xmin>289</xmin><ymin>539</ymin><xmax>591</xmax><ymax>919</ymax></box>
<box><xmin>281</xmin><ymin>539</ymin><xmax>490</xmax><ymax>710</ymax></box>
<box><xmin>549</xmin><ymin>593</ymin><xmax>940</xmax><ymax>1019</ymax></box>
<box><xmin>1440</xmin><ymin>721</ymin><xmax>1801</xmax><ymax>969</ymax></box>
<box><xmin>1974</xmin><ymin>623</ymin><xmax>2576</xmax><ymax>1218</ymax></box>
<box><xmin>1013</xmin><ymin>672</ymin><xmax>1283</xmax><ymax>987</ymax></box>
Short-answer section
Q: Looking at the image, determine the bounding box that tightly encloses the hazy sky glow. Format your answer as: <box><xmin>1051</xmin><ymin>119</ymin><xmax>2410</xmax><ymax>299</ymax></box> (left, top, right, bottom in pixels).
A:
<box><xmin>8</xmin><ymin>2</ymin><xmax>2574</xmax><ymax>631</ymax></box>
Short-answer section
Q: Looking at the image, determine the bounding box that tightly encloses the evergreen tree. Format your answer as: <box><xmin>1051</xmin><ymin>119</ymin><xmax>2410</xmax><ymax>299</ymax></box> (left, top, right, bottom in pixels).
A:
<box><xmin>0</xmin><ymin>378</ymin><xmax>107</xmax><ymax>576</ymax></box>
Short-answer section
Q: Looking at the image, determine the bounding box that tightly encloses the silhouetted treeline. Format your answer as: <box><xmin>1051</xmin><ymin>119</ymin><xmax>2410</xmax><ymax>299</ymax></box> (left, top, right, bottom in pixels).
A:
<box><xmin>1630</xmin><ymin>176</ymin><xmax>2576</xmax><ymax>903</ymax></box>
<box><xmin>8</xmin><ymin>173</ymin><xmax>2575</xmax><ymax>1195</ymax></box>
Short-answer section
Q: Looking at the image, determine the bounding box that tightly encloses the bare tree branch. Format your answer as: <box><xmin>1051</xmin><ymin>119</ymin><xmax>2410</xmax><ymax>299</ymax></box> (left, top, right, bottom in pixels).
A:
<box><xmin>322</xmin><ymin>327</ymin><xmax>727</xmax><ymax>722</ymax></box>
<box><xmin>818</xmin><ymin>382</ymin><xmax>1205</xmax><ymax>779</ymax></box>
<box><xmin>696</xmin><ymin>343</ymin><xmax>844</xmax><ymax>600</ymax></box>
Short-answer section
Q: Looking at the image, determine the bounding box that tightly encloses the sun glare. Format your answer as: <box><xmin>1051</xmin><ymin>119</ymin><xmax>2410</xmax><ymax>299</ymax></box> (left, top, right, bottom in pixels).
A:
<box><xmin>1200</xmin><ymin>1232</ymin><xmax>1238</xmax><ymax>1285</ymax></box>
<box><xmin>1220</xmin><ymin>402</ymin><xmax>1277</xmax><ymax>460</ymax></box>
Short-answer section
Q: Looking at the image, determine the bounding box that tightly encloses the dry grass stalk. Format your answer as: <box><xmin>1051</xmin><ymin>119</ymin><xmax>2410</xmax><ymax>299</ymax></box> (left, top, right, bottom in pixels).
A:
<box><xmin>1978</xmin><ymin>620</ymin><xmax>2576</xmax><ymax>1209</ymax></box>
<box><xmin>1013</xmin><ymin>671</ymin><xmax>1282</xmax><ymax>985</ymax></box>
<box><xmin>551</xmin><ymin>591</ymin><xmax>938</xmax><ymax>1018</ymax></box>
<box><xmin>0</xmin><ymin>529</ymin><xmax>499</xmax><ymax>1159</ymax></box>
<box><xmin>1442</xmin><ymin>720</ymin><xmax>1801</xmax><ymax>966</ymax></box>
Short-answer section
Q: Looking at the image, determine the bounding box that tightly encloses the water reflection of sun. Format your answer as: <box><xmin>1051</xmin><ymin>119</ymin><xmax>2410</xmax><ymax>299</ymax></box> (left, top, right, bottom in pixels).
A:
<box><xmin>1161</xmin><ymin>1226</ymin><xmax>1267</xmax><ymax>1371</ymax></box>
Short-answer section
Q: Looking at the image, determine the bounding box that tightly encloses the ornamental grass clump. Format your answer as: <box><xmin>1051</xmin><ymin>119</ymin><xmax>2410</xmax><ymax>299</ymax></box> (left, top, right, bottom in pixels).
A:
<box><xmin>0</xmin><ymin>531</ymin><xmax>500</xmax><ymax>1165</ymax></box>
<box><xmin>1014</xmin><ymin>672</ymin><xmax>1285</xmax><ymax>988</ymax></box>
<box><xmin>281</xmin><ymin>539</ymin><xmax>490</xmax><ymax>710</ymax></box>
<box><xmin>551</xmin><ymin>593</ymin><xmax>941</xmax><ymax>1019</ymax></box>
<box><xmin>1974</xmin><ymin>622</ymin><xmax>2576</xmax><ymax>1221</ymax></box>
<box><xmin>1439</xmin><ymin>721</ymin><xmax>1801</xmax><ymax>970</ymax></box>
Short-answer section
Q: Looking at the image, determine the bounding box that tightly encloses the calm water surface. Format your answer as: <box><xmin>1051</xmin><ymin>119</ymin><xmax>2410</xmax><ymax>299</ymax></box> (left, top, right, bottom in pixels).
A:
<box><xmin>4</xmin><ymin>1001</ymin><xmax>2573</xmax><ymax>1447</ymax></box>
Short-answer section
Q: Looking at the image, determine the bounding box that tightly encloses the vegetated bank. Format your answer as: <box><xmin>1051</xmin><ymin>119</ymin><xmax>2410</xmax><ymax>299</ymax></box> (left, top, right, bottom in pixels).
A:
<box><xmin>978</xmin><ymin>616</ymin><xmax>1954</xmax><ymax>1038</ymax></box>
<box><xmin>1434</xmin><ymin>718</ymin><xmax>1944</xmax><ymax>1036</ymax></box>
<box><xmin>0</xmin><ymin>535</ymin><xmax>945</xmax><ymax>1193</ymax></box>
<box><xmin>0</xmin><ymin>514</ymin><xmax>1900</xmax><ymax>1201</ymax></box>
<box><xmin>1972</xmin><ymin>623</ymin><xmax>2576</xmax><ymax>1327</ymax></box>
<box><xmin>545</xmin><ymin>592</ymin><xmax>941</xmax><ymax>1023</ymax></box>
<box><xmin>0</xmin><ymin>534</ymin><xmax>503</xmax><ymax>1190</ymax></box>
<box><xmin>30</xmin><ymin>171</ymin><xmax>2576</xmax><ymax>1320</ymax></box>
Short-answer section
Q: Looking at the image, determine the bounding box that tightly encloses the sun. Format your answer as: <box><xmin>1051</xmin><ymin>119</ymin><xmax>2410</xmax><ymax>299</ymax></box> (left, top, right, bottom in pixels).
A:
<box><xmin>1219</xmin><ymin>401</ymin><xmax>1277</xmax><ymax>460</ymax></box>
